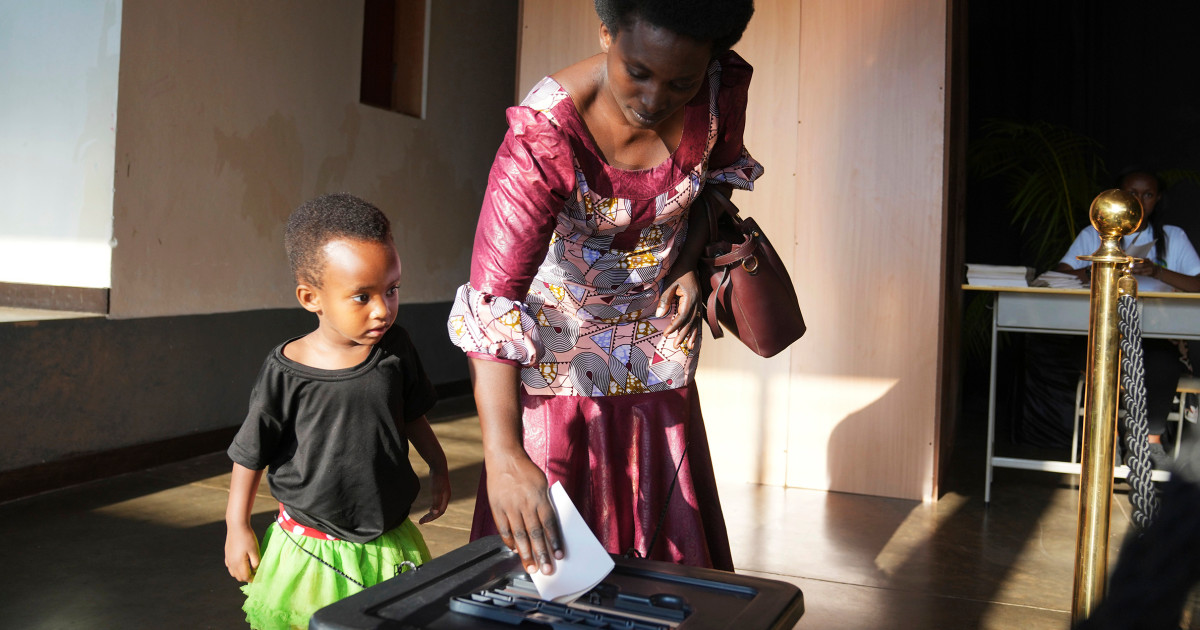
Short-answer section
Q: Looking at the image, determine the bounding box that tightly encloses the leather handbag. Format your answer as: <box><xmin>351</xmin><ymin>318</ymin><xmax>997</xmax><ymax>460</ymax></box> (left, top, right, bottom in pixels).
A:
<box><xmin>697</xmin><ymin>188</ymin><xmax>806</xmax><ymax>357</ymax></box>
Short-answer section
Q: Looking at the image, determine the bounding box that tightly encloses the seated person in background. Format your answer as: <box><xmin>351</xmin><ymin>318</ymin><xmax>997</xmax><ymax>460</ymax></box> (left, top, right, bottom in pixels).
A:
<box><xmin>1055</xmin><ymin>169</ymin><xmax>1200</xmax><ymax>467</ymax></box>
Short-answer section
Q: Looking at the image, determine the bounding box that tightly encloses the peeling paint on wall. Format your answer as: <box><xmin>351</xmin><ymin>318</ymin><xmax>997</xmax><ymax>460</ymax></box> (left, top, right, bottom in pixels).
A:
<box><xmin>109</xmin><ymin>0</ymin><xmax>517</xmax><ymax>317</ymax></box>
<box><xmin>213</xmin><ymin>112</ymin><xmax>304</xmax><ymax>239</ymax></box>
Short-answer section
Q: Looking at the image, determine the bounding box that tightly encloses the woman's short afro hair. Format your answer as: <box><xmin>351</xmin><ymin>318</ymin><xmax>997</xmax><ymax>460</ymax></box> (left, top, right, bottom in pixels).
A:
<box><xmin>594</xmin><ymin>0</ymin><xmax>754</xmax><ymax>56</ymax></box>
<box><xmin>284</xmin><ymin>193</ymin><xmax>392</xmax><ymax>287</ymax></box>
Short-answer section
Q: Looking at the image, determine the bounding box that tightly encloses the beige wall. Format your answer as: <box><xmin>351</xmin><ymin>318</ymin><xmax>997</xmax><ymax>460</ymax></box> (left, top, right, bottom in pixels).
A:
<box><xmin>110</xmin><ymin>0</ymin><xmax>517</xmax><ymax>317</ymax></box>
<box><xmin>517</xmin><ymin>0</ymin><xmax>950</xmax><ymax>500</ymax></box>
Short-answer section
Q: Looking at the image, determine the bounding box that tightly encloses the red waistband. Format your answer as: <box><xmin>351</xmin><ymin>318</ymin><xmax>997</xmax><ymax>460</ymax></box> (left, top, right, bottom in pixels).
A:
<box><xmin>277</xmin><ymin>504</ymin><xmax>340</xmax><ymax>541</ymax></box>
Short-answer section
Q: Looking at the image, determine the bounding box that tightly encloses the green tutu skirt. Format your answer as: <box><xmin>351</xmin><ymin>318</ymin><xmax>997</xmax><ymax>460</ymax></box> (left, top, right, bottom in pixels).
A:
<box><xmin>240</xmin><ymin>518</ymin><xmax>430</xmax><ymax>630</ymax></box>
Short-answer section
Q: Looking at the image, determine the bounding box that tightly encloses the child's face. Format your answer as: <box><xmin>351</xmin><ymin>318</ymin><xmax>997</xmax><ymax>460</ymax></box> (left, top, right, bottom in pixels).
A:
<box><xmin>1121</xmin><ymin>173</ymin><xmax>1161</xmax><ymax>218</ymax></box>
<box><xmin>304</xmin><ymin>238</ymin><xmax>402</xmax><ymax>347</ymax></box>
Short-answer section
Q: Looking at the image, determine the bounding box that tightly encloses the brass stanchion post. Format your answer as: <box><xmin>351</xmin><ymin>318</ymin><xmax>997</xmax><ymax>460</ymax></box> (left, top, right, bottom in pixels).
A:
<box><xmin>1071</xmin><ymin>189</ymin><xmax>1142</xmax><ymax>624</ymax></box>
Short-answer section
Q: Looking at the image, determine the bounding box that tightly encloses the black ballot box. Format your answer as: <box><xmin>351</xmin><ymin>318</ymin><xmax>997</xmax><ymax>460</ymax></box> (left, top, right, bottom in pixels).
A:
<box><xmin>310</xmin><ymin>535</ymin><xmax>804</xmax><ymax>630</ymax></box>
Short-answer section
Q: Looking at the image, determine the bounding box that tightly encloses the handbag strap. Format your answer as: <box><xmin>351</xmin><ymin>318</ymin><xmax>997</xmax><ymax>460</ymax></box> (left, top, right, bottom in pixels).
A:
<box><xmin>700</xmin><ymin>190</ymin><xmax>761</xmax><ymax>267</ymax></box>
<box><xmin>699</xmin><ymin>189</ymin><xmax>759</xmax><ymax>340</ymax></box>
<box><xmin>710</xmin><ymin>230</ymin><xmax>760</xmax><ymax>267</ymax></box>
<box><xmin>704</xmin><ymin>187</ymin><xmax>739</xmax><ymax>223</ymax></box>
<box><xmin>705</xmin><ymin>267</ymin><xmax>731</xmax><ymax>338</ymax></box>
<box><xmin>704</xmin><ymin>189</ymin><xmax>723</xmax><ymax>237</ymax></box>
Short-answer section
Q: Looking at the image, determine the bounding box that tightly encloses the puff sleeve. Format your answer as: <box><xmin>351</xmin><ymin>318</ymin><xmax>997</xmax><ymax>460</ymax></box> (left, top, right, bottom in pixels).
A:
<box><xmin>447</xmin><ymin>105</ymin><xmax>576</xmax><ymax>366</ymax></box>
<box><xmin>706</xmin><ymin>52</ymin><xmax>764</xmax><ymax>190</ymax></box>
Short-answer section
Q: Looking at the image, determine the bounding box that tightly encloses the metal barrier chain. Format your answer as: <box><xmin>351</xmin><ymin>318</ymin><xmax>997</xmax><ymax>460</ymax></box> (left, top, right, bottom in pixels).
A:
<box><xmin>1117</xmin><ymin>293</ymin><xmax>1160</xmax><ymax>530</ymax></box>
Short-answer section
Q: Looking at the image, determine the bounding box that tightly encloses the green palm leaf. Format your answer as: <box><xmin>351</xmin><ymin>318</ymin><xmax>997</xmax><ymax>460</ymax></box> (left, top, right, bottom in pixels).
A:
<box><xmin>969</xmin><ymin>120</ymin><xmax>1105</xmax><ymax>271</ymax></box>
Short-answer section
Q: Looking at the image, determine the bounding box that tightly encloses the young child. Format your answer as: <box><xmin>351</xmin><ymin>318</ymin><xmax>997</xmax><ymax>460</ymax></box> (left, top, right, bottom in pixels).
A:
<box><xmin>224</xmin><ymin>193</ymin><xmax>450</xmax><ymax>630</ymax></box>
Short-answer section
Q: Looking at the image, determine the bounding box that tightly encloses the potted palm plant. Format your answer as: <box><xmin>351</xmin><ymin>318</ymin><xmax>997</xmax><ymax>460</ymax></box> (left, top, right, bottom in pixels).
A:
<box><xmin>969</xmin><ymin>119</ymin><xmax>1106</xmax><ymax>272</ymax></box>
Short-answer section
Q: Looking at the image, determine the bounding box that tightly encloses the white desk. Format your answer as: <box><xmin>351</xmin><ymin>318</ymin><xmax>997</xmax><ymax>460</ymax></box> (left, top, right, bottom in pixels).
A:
<box><xmin>967</xmin><ymin>286</ymin><xmax>1200</xmax><ymax>502</ymax></box>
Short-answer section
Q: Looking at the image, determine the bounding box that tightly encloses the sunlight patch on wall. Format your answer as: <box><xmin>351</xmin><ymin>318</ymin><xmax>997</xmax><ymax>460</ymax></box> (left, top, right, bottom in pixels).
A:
<box><xmin>784</xmin><ymin>374</ymin><xmax>901</xmax><ymax>490</ymax></box>
<box><xmin>699</xmin><ymin>364</ymin><xmax>898</xmax><ymax>487</ymax></box>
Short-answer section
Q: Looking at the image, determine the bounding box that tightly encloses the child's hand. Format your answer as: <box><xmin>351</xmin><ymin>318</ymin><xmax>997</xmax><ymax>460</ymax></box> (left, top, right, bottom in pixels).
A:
<box><xmin>225</xmin><ymin>524</ymin><xmax>261</xmax><ymax>583</ymax></box>
<box><xmin>419</xmin><ymin>465</ymin><xmax>451</xmax><ymax>524</ymax></box>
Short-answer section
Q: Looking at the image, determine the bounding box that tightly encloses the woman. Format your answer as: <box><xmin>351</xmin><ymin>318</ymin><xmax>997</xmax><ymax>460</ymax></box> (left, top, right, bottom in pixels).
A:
<box><xmin>447</xmin><ymin>0</ymin><xmax>758</xmax><ymax>574</ymax></box>
<box><xmin>1056</xmin><ymin>169</ymin><xmax>1200</xmax><ymax>466</ymax></box>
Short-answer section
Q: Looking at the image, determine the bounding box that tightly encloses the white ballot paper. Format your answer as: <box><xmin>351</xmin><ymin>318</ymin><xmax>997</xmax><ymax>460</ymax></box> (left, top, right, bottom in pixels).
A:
<box><xmin>529</xmin><ymin>481</ymin><xmax>615</xmax><ymax>603</ymax></box>
<box><xmin>1126</xmin><ymin>236</ymin><xmax>1156</xmax><ymax>261</ymax></box>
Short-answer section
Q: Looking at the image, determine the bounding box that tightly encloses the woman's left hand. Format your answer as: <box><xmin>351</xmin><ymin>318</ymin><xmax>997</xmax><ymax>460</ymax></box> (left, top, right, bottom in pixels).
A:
<box><xmin>657</xmin><ymin>270</ymin><xmax>702</xmax><ymax>349</ymax></box>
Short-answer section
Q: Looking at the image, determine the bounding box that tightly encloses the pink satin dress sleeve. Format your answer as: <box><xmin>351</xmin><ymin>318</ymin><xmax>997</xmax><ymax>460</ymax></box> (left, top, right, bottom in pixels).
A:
<box><xmin>447</xmin><ymin>102</ymin><xmax>576</xmax><ymax>367</ymax></box>
<box><xmin>706</xmin><ymin>52</ymin><xmax>763</xmax><ymax>189</ymax></box>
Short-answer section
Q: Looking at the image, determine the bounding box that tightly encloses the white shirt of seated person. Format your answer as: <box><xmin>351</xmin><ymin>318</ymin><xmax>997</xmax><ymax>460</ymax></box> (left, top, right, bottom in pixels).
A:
<box><xmin>1060</xmin><ymin>224</ymin><xmax>1200</xmax><ymax>293</ymax></box>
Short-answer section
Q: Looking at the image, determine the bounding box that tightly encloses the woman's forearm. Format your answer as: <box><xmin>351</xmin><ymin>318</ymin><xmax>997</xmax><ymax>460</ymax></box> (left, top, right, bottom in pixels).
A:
<box><xmin>1156</xmin><ymin>267</ymin><xmax>1200</xmax><ymax>293</ymax></box>
<box><xmin>469</xmin><ymin>355</ymin><xmax>562</xmax><ymax>573</ymax></box>
<box><xmin>664</xmin><ymin>190</ymin><xmax>716</xmax><ymax>284</ymax></box>
<box><xmin>468</xmin><ymin>357</ymin><xmax>526</xmax><ymax>463</ymax></box>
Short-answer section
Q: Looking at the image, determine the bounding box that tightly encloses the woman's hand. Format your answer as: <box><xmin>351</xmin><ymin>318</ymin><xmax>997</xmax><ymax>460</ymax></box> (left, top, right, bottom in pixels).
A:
<box><xmin>1127</xmin><ymin>259</ymin><xmax>1200</xmax><ymax>292</ymax></box>
<box><xmin>658</xmin><ymin>269</ymin><xmax>702</xmax><ymax>349</ymax></box>
<box><xmin>654</xmin><ymin>188</ymin><xmax>716</xmax><ymax>349</ymax></box>
<box><xmin>470</xmin><ymin>357</ymin><xmax>563</xmax><ymax>575</ymax></box>
<box><xmin>1129</xmin><ymin>258</ymin><xmax>1160</xmax><ymax>277</ymax></box>
<box><xmin>224</xmin><ymin>524</ymin><xmax>260</xmax><ymax>583</ymax></box>
<box><xmin>486</xmin><ymin>451</ymin><xmax>562</xmax><ymax>575</ymax></box>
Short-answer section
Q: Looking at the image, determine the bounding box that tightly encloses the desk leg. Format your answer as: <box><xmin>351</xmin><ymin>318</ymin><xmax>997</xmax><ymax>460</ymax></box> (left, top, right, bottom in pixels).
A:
<box><xmin>985</xmin><ymin>303</ymin><xmax>998</xmax><ymax>504</ymax></box>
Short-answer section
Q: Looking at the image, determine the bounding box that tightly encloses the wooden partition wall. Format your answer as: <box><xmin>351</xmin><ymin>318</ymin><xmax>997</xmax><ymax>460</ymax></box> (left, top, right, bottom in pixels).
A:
<box><xmin>517</xmin><ymin>0</ymin><xmax>951</xmax><ymax>501</ymax></box>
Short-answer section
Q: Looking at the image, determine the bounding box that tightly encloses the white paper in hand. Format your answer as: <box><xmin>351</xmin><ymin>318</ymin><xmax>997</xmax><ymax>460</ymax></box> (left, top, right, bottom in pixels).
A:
<box><xmin>528</xmin><ymin>481</ymin><xmax>615</xmax><ymax>603</ymax></box>
<box><xmin>1127</xmin><ymin>237</ymin><xmax>1157</xmax><ymax>261</ymax></box>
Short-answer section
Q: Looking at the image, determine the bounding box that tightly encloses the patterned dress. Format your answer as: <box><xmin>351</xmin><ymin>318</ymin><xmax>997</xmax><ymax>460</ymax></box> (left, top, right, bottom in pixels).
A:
<box><xmin>448</xmin><ymin>52</ymin><xmax>762</xmax><ymax>570</ymax></box>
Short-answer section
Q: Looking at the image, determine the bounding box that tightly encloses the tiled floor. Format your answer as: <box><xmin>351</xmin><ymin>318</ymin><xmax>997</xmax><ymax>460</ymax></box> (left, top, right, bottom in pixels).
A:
<box><xmin>1</xmin><ymin>398</ymin><xmax>1192</xmax><ymax>629</ymax></box>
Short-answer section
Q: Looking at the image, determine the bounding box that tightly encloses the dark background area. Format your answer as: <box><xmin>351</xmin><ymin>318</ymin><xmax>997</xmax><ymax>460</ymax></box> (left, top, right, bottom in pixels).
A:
<box><xmin>963</xmin><ymin>1</ymin><xmax>1200</xmax><ymax>450</ymax></box>
<box><xmin>967</xmin><ymin>0</ymin><xmax>1200</xmax><ymax>268</ymax></box>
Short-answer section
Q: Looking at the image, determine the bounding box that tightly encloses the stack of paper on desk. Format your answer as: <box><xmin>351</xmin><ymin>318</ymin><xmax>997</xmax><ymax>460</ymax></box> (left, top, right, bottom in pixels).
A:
<box><xmin>1031</xmin><ymin>270</ymin><xmax>1086</xmax><ymax>288</ymax></box>
<box><xmin>965</xmin><ymin>264</ymin><xmax>1032</xmax><ymax>287</ymax></box>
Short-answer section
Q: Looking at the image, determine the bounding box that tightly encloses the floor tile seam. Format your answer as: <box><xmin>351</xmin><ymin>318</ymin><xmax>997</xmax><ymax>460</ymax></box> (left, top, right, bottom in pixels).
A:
<box><xmin>738</xmin><ymin>569</ymin><xmax>1070</xmax><ymax>614</ymax></box>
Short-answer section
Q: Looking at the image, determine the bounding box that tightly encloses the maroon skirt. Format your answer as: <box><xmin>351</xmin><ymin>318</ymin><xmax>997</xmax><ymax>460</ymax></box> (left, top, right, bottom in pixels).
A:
<box><xmin>470</xmin><ymin>385</ymin><xmax>734</xmax><ymax>571</ymax></box>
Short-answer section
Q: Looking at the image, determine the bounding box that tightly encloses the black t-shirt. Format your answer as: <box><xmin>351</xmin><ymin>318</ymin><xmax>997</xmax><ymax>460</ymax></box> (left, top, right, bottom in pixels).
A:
<box><xmin>227</xmin><ymin>326</ymin><xmax>437</xmax><ymax>543</ymax></box>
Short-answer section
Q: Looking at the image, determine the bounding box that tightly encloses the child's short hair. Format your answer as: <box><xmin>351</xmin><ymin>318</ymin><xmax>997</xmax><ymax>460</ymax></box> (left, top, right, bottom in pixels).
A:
<box><xmin>285</xmin><ymin>193</ymin><xmax>393</xmax><ymax>286</ymax></box>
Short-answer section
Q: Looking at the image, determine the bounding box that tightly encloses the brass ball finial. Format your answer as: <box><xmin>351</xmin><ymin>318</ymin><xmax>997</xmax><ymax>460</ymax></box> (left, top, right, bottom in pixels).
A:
<box><xmin>1090</xmin><ymin>189</ymin><xmax>1142</xmax><ymax>239</ymax></box>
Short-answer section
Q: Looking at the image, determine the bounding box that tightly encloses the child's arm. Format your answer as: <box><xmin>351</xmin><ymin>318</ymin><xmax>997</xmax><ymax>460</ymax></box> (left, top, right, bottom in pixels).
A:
<box><xmin>407</xmin><ymin>415</ymin><xmax>450</xmax><ymax>524</ymax></box>
<box><xmin>225</xmin><ymin>463</ymin><xmax>264</xmax><ymax>582</ymax></box>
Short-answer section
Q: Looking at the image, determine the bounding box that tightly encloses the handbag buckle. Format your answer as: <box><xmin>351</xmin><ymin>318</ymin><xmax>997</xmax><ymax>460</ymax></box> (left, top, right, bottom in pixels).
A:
<box><xmin>742</xmin><ymin>255</ymin><xmax>759</xmax><ymax>274</ymax></box>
